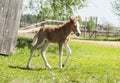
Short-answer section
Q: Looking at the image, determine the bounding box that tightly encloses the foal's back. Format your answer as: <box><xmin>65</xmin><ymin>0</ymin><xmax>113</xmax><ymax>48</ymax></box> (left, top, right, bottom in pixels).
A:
<box><xmin>37</xmin><ymin>23</ymin><xmax>68</xmax><ymax>43</ymax></box>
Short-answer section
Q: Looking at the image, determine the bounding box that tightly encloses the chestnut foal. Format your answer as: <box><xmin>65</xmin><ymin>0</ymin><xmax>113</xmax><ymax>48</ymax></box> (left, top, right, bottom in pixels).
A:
<box><xmin>26</xmin><ymin>17</ymin><xmax>81</xmax><ymax>69</ymax></box>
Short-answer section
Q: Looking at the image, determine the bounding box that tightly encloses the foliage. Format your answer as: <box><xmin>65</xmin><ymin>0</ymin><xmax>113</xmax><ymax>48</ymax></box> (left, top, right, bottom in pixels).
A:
<box><xmin>87</xmin><ymin>16</ymin><xmax>97</xmax><ymax>31</ymax></box>
<box><xmin>17</xmin><ymin>36</ymin><xmax>32</xmax><ymax>48</ymax></box>
<box><xmin>112</xmin><ymin>0</ymin><xmax>120</xmax><ymax>16</ymax></box>
<box><xmin>20</xmin><ymin>14</ymin><xmax>37</xmax><ymax>24</ymax></box>
<box><xmin>0</xmin><ymin>37</ymin><xmax>120</xmax><ymax>83</ymax></box>
<box><xmin>101</xmin><ymin>21</ymin><xmax>115</xmax><ymax>31</ymax></box>
<box><xmin>21</xmin><ymin>0</ymin><xmax>87</xmax><ymax>25</ymax></box>
<box><xmin>25</xmin><ymin>0</ymin><xmax>87</xmax><ymax>21</ymax></box>
<box><xmin>78</xmin><ymin>16</ymin><xmax>83</xmax><ymax>25</ymax></box>
<box><xmin>20</xmin><ymin>14</ymin><xmax>83</xmax><ymax>27</ymax></box>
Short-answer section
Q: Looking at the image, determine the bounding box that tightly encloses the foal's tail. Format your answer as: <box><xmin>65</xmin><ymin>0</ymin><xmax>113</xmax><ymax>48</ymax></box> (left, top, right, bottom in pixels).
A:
<box><xmin>32</xmin><ymin>34</ymin><xmax>38</xmax><ymax>46</ymax></box>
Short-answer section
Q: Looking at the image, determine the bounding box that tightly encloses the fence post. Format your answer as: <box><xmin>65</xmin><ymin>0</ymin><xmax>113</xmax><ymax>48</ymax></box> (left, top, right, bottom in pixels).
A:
<box><xmin>95</xmin><ymin>17</ymin><xmax>98</xmax><ymax>38</ymax></box>
<box><xmin>83</xmin><ymin>17</ymin><xmax>87</xmax><ymax>38</ymax></box>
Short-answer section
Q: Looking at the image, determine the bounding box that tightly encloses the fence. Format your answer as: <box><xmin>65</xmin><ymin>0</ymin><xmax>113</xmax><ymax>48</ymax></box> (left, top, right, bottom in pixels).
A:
<box><xmin>82</xmin><ymin>30</ymin><xmax>120</xmax><ymax>39</ymax></box>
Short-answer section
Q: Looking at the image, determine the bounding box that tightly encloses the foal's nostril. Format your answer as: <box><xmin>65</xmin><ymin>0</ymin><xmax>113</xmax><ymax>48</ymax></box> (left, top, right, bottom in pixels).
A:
<box><xmin>76</xmin><ymin>33</ymin><xmax>80</xmax><ymax>36</ymax></box>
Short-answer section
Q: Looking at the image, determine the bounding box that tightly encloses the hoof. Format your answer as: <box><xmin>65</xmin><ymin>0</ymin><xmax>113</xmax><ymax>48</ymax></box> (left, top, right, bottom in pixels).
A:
<box><xmin>46</xmin><ymin>65</ymin><xmax>52</xmax><ymax>69</ymax></box>
<box><xmin>26</xmin><ymin>65</ymin><xmax>30</xmax><ymax>69</ymax></box>
<box><xmin>62</xmin><ymin>64</ymin><xmax>65</xmax><ymax>67</ymax></box>
<box><xmin>48</xmin><ymin>66</ymin><xmax>52</xmax><ymax>69</ymax></box>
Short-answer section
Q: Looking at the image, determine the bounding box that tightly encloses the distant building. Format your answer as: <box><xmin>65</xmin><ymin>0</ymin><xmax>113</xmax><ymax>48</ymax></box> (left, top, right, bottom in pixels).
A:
<box><xmin>96</xmin><ymin>24</ymin><xmax>104</xmax><ymax>30</ymax></box>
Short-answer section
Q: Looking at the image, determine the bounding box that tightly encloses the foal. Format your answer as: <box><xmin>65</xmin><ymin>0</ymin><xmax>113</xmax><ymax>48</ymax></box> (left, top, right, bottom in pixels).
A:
<box><xmin>26</xmin><ymin>17</ymin><xmax>81</xmax><ymax>69</ymax></box>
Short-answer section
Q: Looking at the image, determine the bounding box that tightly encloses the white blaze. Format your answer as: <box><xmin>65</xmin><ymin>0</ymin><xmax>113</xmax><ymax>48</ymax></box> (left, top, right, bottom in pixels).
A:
<box><xmin>76</xmin><ymin>21</ymin><xmax>81</xmax><ymax>35</ymax></box>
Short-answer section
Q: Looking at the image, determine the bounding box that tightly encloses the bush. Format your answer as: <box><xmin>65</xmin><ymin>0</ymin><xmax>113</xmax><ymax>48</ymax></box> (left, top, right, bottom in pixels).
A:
<box><xmin>17</xmin><ymin>36</ymin><xmax>32</xmax><ymax>48</ymax></box>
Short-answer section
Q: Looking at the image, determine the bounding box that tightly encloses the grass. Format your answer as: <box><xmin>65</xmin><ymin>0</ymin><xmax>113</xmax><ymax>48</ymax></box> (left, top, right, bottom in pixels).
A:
<box><xmin>73</xmin><ymin>35</ymin><xmax>120</xmax><ymax>41</ymax></box>
<box><xmin>0</xmin><ymin>37</ymin><xmax>120</xmax><ymax>83</ymax></box>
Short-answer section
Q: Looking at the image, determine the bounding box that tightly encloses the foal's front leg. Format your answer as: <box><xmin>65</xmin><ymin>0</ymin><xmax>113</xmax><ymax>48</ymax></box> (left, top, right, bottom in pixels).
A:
<box><xmin>58</xmin><ymin>43</ymin><xmax>63</xmax><ymax>68</ymax></box>
<box><xmin>62</xmin><ymin>43</ymin><xmax>71</xmax><ymax>67</ymax></box>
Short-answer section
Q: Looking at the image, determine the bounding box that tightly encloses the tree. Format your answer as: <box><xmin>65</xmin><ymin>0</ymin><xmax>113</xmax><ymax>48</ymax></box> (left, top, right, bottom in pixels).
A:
<box><xmin>87</xmin><ymin>16</ymin><xmax>96</xmax><ymax>31</ymax></box>
<box><xmin>49</xmin><ymin>0</ymin><xmax>87</xmax><ymax>20</ymax></box>
<box><xmin>78</xmin><ymin>16</ymin><xmax>82</xmax><ymax>25</ymax></box>
<box><xmin>21</xmin><ymin>14</ymin><xmax>37</xmax><ymax>24</ymax></box>
<box><xmin>25</xmin><ymin>0</ymin><xmax>87</xmax><ymax>21</ymax></box>
<box><xmin>20</xmin><ymin>14</ymin><xmax>38</xmax><ymax>27</ymax></box>
<box><xmin>101</xmin><ymin>21</ymin><xmax>114</xmax><ymax>31</ymax></box>
<box><xmin>112</xmin><ymin>0</ymin><xmax>120</xmax><ymax>16</ymax></box>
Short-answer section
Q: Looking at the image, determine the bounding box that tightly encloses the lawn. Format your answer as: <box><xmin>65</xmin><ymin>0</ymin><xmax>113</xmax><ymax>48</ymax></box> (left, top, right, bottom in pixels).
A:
<box><xmin>0</xmin><ymin>37</ymin><xmax>120</xmax><ymax>83</ymax></box>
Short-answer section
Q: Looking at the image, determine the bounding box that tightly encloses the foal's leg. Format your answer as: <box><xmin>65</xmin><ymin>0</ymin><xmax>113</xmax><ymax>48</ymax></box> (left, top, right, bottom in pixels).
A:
<box><xmin>26</xmin><ymin>45</ymin><xmax>37</xmax><ymax>68</ymax></box>
<box><xmin>62</xmin><ymin>43</ymin><xmax>71</xmax><ymax>67</ymax></box>
<box><xmin>41</xmin><ymin>41</ymin><xmax>51</xmax><ymax>69</ymax></box>
<box><xmin>26</xmin><ymin>37</ymin><xmax>45</xmax><ymax>68</ymax></box>
<box><xmin>58</xmin><ymin>43</ymin><xmax>63</xmax><ymax>68</ymax></box>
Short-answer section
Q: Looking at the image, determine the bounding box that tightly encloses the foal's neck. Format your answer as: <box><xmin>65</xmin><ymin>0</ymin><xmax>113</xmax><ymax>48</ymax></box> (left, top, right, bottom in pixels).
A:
<box><xmin>62</xmin><ymin>21</ymin><xmax>72</xmax><ymax>36</ymax></box>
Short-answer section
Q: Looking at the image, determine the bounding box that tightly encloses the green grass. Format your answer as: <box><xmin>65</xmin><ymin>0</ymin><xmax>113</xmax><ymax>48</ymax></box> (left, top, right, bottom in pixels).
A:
<box><xmin>74</xmin><ymin>35</ymin><xmax>120</xmax><ymax>41</ymax></box>
<box><xmin>0</xmin><ymin>37</ymin><xmax>120</xmax><ymax>83</ymax></box>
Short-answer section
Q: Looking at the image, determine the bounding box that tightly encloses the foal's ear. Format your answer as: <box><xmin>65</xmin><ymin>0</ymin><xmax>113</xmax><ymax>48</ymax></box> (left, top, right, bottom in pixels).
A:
<box><xmin>69</xmin><ymin>16</ymin><xmax>78</xmax><ymax>22</ymax></box>
<box><xmin>69</xmin><ymin>16</ymin><xmax>74</xmax><ymax>22</ymax></box>
<box><xmin>70</xmin><ymin>17</ymin><xmax>73</xmax><ymax>22</ymax></box>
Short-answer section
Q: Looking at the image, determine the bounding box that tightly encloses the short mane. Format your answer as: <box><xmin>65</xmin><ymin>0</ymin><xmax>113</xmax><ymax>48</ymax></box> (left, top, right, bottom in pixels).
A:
<box><xmin>43</xmin><ymin>21</ymin><xmax>70</xmax><ymax>32</ymax></box>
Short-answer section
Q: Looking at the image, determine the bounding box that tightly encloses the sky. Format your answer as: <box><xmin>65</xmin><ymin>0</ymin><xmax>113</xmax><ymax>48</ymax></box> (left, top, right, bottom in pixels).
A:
<box><xmin>76</xmin><ymin>0</ymin><xmax>120</xmax><ymax>26</ymax></box>
<box><xmin>23</xmin><ymin>0</ymin><xmax>120</xmax><ymax>26</ymax></box>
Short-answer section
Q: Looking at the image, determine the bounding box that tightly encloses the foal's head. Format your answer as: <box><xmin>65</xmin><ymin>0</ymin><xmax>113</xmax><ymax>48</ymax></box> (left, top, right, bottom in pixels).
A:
<box><xmin>70</xmin><ymin>17</ymin><xmax>81</xmax><ymax>36</ymax></box>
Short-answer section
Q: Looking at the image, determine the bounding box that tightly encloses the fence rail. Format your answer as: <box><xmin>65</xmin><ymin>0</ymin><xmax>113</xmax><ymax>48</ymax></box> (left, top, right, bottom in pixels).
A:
<box><xmin>82</xmin><ymin>30</ymin><xmax>120</xmax><ymax>38</ymax></box>
<box><xmin>19</xmin><ymin>21</ymin><xmax>120</xmax><ymax>40</ymax></box>
<box><xmin>20</xmin><ymin>20</ymin><xmax>65</xmax><ymax>30</ymax></box>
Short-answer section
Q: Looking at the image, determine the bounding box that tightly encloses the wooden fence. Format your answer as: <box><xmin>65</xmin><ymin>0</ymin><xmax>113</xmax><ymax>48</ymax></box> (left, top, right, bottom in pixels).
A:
<box><xmin>0</xmin><ymin>0</ymin><xmax>23</xmax><ymax>55</ymax></box>
<box><xmin>82</xmin><ymin>30</ymin><xmax>120</xmax><ymax>39</ymax></box>
<box><xmin>19</xmin><ymin>21</ymin><xmax>120</xmax><ymax>40</ymax></box>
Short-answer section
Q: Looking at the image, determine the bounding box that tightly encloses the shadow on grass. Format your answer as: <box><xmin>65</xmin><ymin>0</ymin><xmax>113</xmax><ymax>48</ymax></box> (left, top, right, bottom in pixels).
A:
<box><xmin>8</xmin><ymin>65</ymin><xmax>61</xmax><ymax>71</ymax></box>
<box><xmin>0</xmin><ymin>54</ymin><xmax>9</xmax><ymax>57</ymax></box>
<box><xmin>9</xmin><ymin>65</ymin><xmax>48</xmax><ymax>71</ymax></box>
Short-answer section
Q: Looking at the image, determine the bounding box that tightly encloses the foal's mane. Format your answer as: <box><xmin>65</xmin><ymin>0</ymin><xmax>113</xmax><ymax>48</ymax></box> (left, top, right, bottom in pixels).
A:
<box><xmin>43</xmin><ymin>21</ymin><xmax>70</xmax><ymax>32</ymax></box>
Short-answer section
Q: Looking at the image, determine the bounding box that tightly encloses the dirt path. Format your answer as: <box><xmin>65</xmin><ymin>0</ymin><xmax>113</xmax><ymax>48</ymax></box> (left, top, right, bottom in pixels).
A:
<box><xmin>72</xmin><ymin>40</ymin><xmax>120</xmax><ymax>48</ymax></box>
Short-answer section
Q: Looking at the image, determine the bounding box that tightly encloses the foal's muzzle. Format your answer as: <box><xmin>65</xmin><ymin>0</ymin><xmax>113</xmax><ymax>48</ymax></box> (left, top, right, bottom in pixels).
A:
<box><xmin>76</xmin><ymin>32</ymin><xmax>81</xmax><ymax>36</ymax></box>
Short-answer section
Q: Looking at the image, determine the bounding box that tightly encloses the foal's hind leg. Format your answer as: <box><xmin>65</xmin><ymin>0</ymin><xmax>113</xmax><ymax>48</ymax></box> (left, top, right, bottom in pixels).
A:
<box><xmin>41</xmin><ymin>41</ymin><xmax>51</xmax><ymax>69</ymax></box>
<box><xmin>26</xmin><ymin>38</ymin><xmax>45</xmax><ymax>68</ymax></box>
<box><xmin>26</xmin><ymin>45</ymin><xmax>37</xmax><ymax>68</ymax></box>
